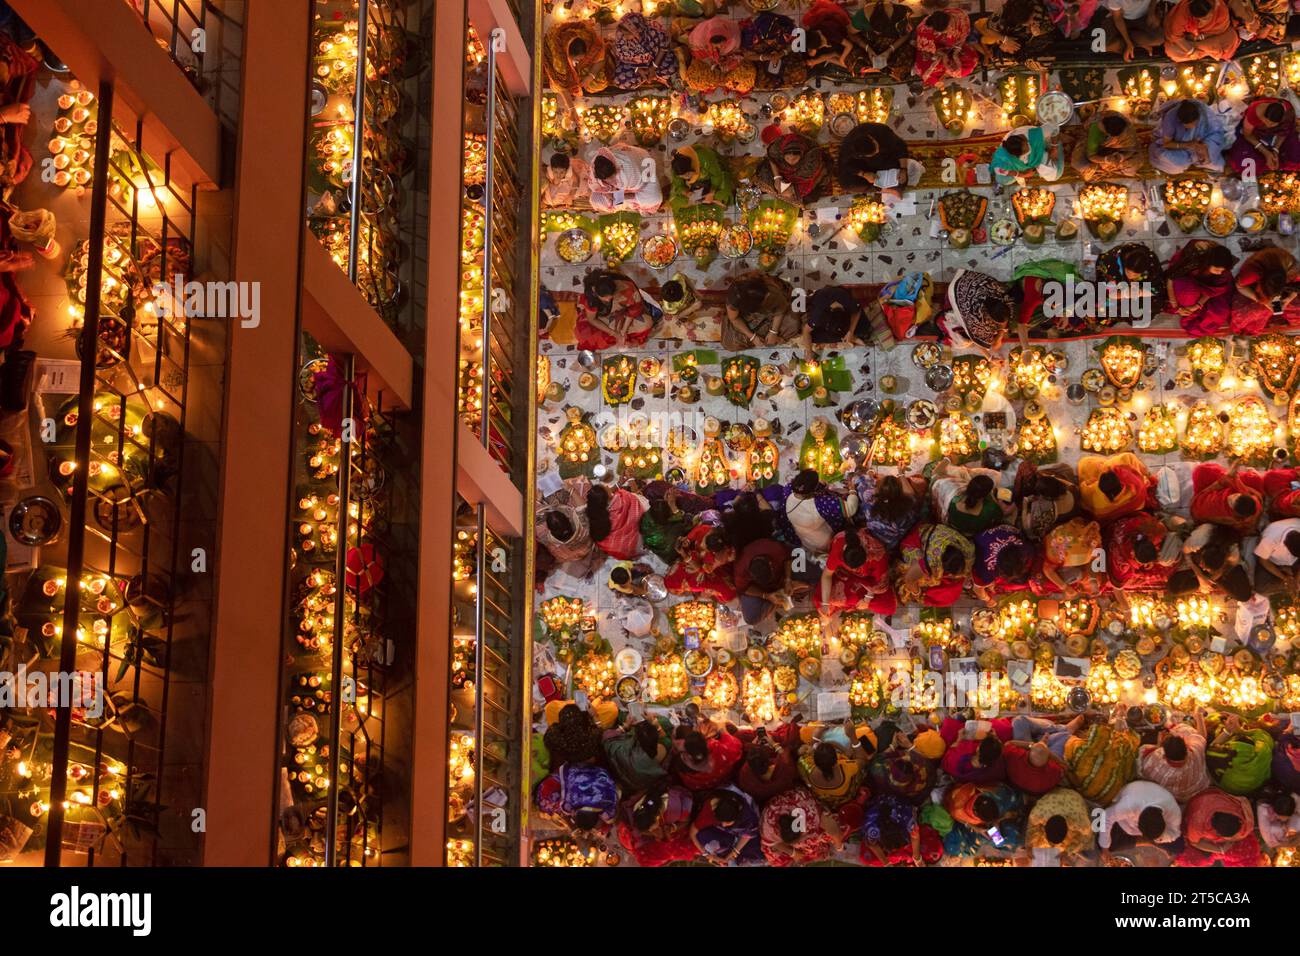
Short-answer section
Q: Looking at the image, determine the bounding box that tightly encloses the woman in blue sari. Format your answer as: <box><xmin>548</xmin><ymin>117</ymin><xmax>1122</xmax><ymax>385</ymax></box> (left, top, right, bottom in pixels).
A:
<box><xmin>690</xmin><ymin>786</ymin><xmax>765</xmax><ymax>865</ymax></box>
<box><xmin>1149</xmin><ymin>98</ymin><xmax>1225</xmax><ymax>175</ymax></box>
<box><xmin>534</xmin><ymin>762</ymin><xmax>620</xmax><ymax>835</ymax></box>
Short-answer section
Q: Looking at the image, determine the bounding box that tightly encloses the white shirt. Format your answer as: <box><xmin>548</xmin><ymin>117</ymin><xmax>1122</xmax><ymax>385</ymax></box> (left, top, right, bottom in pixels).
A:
<box><xmin>1256</xmin><ymin>517</ymin><xmax>1300</xmax><ymax>567</ymax></box>
<box><xmin>786</xmin><ymin>495</ymin><xmax>834</xmax><ymax>553</ymax></box>
<box><xmin>1104</xmin><ymin>0</ymin><xmax>1152</xmax><ymax>19</ymax></box>
<box><xmin>1099</xmin><ymin>780</ymin><xmax>1181</xmax><ymax>848</ymax></box>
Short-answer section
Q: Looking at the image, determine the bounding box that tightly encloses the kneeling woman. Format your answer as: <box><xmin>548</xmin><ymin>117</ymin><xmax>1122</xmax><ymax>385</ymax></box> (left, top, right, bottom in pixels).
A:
<box><xmin>760</xmin><ymin>788</ymin><xmax>843</xmax><ymax>866</ymax></box>
<box><xmin>816</xmin><ymin>527</ymin><xmax>898</xmax><ymax>617</ymax></box>
<box><xmin>972</xmin><ymin>525</ymin><xmax>1040</xmax><ymax>604</ymax></box>
<box><xmin>664</xmin><ymin>521</ymin><xmax>738</xmax><ymax>603</ymax></box>
<box><xmin>689</xmin><ymin>787</ymin><xmax>764</xmax><ymax>866</ymax></box>
<box><xmin>575</xmin><ymin>270</ymin><xmax>657</xmax><ymax>351</ymax></box>
<box><xmin>897</xmin><ymin>523</ymin><xmax>974</xmax><ymax>606</ymax></box>
<box><xmin>940</xmin><ymin>269</ymin><xmax>1022</xmax><ymax>355</ymax></box>
<box><xmin>618</xmin><ymin>785</ymin><xmax>700</xmax><ymax>867</ymax></box>
<box><xmin>1164</xmin><ymin>240</ymin><xmax>1238</xmax><ymax>336</ymax></box>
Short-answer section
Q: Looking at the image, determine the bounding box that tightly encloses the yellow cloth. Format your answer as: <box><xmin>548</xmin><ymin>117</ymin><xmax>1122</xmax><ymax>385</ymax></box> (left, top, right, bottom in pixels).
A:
<box><xmin>544</xmin><ymin>699</ymin><xmax>618</xmax><ymax>729</ymax></box>
<box><xmin>912</xmin><ymin>729</ymin><xmax>946</xmax><ymax>760</ymax></box>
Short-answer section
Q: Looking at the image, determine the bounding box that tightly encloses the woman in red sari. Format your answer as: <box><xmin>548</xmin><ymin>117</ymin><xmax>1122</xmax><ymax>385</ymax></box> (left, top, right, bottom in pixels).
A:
<box><xmin>816</xmin><ymin>527</ymin><xmax>897</xmax><ymax>617</ymax></box>
<box><xmin>760</xmin><ymin>788</ymin><xmax>841</xmax><ymax>866</ymax></box>
<box><xmin>1190</xmin><ymin>462</ymin><xmax>1266</xmax><ymax>535</ymax></box>
<box><xmin>664</xmin><ymin>522</ymin><xmax>737</xmax><ymax>603</ymax></box>
<box><xmin>618</xmin><ymin>786</ymin><xmax>700</xmax><ymax>867</ymax></box>
<box><xmin>913</xmin><ymin>9</ymin><xmax>981</xmax><ymax>88</ymax></box>
<box><xmin>1163</xmin><ymin>0</ymin><xmax>1241</xmax><ymax>61</ymax></box>
<box><xmin>586</xmin><ymin>482</ymin><xmax>648</xmax><ymax>561</ymax></box>
<box><xmin>574</xmin><ymin>270</ymin><xmax>655</xmax><ymax>351</ymax></box>
<box><xmin>1104</xmin><ymin>512</ymin><xmax>1179</xmax><ymax>591</ymax></box>
<box><xmin>897</xmin><ymin>523</ymin><xmax>974</xmax><ymax>607</ymax></box>
<box><xmin>1264</xmin><ymin>466</ymin><xmax>1300</xmax><ymax>518</ymax></box>
<box><xmin>1164</xmin><ymin>239</ymin><xmax>1238</xmax><ymax>336</ymax></box>
<box><xmin>1230</xmin><ymin>245</ymin><xmax>1300</xmax><ymax>334</ymax></box>
<box><xmin>1178</xmin><ymin>788</ymin><xmax>1264</xmax><ymax>866</ymax></box>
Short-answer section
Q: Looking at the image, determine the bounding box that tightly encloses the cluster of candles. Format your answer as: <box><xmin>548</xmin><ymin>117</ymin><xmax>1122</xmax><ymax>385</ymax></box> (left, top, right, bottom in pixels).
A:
<box><xmin>628</xmin><ymin>95</ymin><xmax>672</xmax><ymax>145</ymax></box>
<box><xmin>1080</xmin><ymin>407</ymin><xmax>1132</xmax><ymax>454</ymax></box>
<box><xmin>448</xmin><ymin>732</ymin><xmax>475</xmax><ymax>787</ymax></box>
<box><xmin>49</xmin><ymin>85</ymin><xmax>97</xmax><ymax>190</ymax></box>
<box><xmin>747</xmin><ymin>437</ymin><xmax>778</xmax><ymax>483</ymax></box>
<box><xmin>1165</xmin><ymin>176</ymin><xmax>1212</xmax><ymax>214</ymax></box>
<box><xmin>933</xmin><ymin>85</ymin><xmax>976</xmax><ymax>132</ymax></box>
<box><xmin>532</xmin><ymin>838</ymin><xmax>594</xmax><ymax>867</ymax></box>
<box><xmin>1181</xmin><ymin>400</ymin><xmax>1225</xmax><ymax>457</ymax></box>
<box><xmin>749</xmin><ymin>201</ymin><xmax>797</xmax><ymax>253</ymax></box>
<box><xmin>1015</xmin><ymin>416</ymin><xmax>1056</xmax><ymax>461</ymax></box>
<box><xmin>870</xmin><ymin>416</ymin><xmax>914</xmax><ymax>468</ymax></box>
<box><xmin>785</xmin><ymin>90</ymin><xmax>826</xmax><ymax>135</ymax></box>
<box><xmin>742</xmin><ymin>668</ymin><xmax>777</xmax><ymax>722</ymax></box>
<box><xmin>998</xmin><ymin>73</ymin><xmax>1039</xmax><ymax>125</ymax></box>
<box><xmin>1077</xmin><ymin>183</ymin><xmax>1129</xmax><ymax>223</ymax></box>
<box><xmin>573</xmin><ymin>652</ymin><xmax>617</xmax><ymax>700</ymax></box>
<box><xmin>703</xmin><ymin>100</ymin><xmax>747</xmax><ymax>140</ymax></box>
<box><xmin>1100</xmin><ymin>339</ymin><xmax>1146</xmax><ymax>389</ymax></box>
<box><xmin>599</xmin><ymin>217</ymin><xmax>640</xmax><ymax>266</ymax></box>
<box><xmin>1225</xmin><ymin>397</ymin><xmax>1276</xmax><ymax>463</ymax></box>
<box><xmin>1031</xmin><ymin>664</ymin><xmax>1070</xmax><ymax>710</ymax></box>
<box><xmin>576</xmin><ymin>103</ymin><xmax>628</xmax><ymax>143</ymax></box>
<box><xmin>1085</xmin><ymin>659</ymin><xmax>1121</xmax><ymax>704</ymax></box>
<box><xmin>1251</xmin><ymin>333</ymin><xmax>1299</xmax><ymax>395</ymax></box>
<box><xmin>774</xmin><ymin>614</ymin><xmax>822</xmax><ymax>659</ymax></box>
<box><xmin>1243</xmin><ymin>53</ymin><xmax>1281</xmax><ymax>96</ymax></box>
<box><xmin>951</xmin><ymin>357</ymin><xmax>992</xmax><ymax>396</ymax></box>
<box><xmin>938</xmin><ymin>412</ymin><xmax>978</xmax><ymax>460</ymax></box>
<box><xmin>704</xmin><ymin>669</ymin><xmax>739</xmax><ymax>709</ymax></box>
<box><xmin>1011</xmin><ymin>187</ymin><xmax>1055</xmax><ymax>224</ymax></box>
<box><xmin>670</xmin><ymin>600</ymin><xmax>717</xmax><ymax>639</ymax></box>
<box><xmin>695</xmin><ymin>434</ymin><xmax>732</xmax><ymax>490</ymax></box>
<box><xmin>913</xmin><ymin>617</ymin><xmax>956</xmax><ymax>649</ymax></box>
<box><xmin>1159</xmin><ymin>665</ymin><xmax>1269</xmax><ymax>711</ymax></box>
<box><xmin>541</xmin><ymin>596</ymin><xmax>585</xmax><ymax>633</ymax></box>
<box><xmin>849</xmin><ymin>669</ymin><xmax>882</xmax><ymax>709</ymax></box>
<box><xmin>619</xmin><ymin>421</ymin><xmax>662</xmax><ymax>475</ymax></box>
<box><xmin>458</xmin><ymin>359</ymin><xmax>483</xmax><ymax>427</ymax></box>
<box><xmin>1137</xmin><ymin>403</ymin><xmax>1180</xmax><ymax>454</ymax></box>
<box><xmin>1175</xmin><ymin>62</ymin><xmax>1218</xmax><ymax>99</ymax></box>
<box><xmin>1009</xmin><ymin>347</ymin><xmax>1051</xmax><ymax>395</ymax></box>
<box><xmin>1174</xmin><ymin>594</ymin><xmax>1214</xmax><ymax>632</ymax></box>
<box><xmin>992</xmin><ymin>599</ymin><xmax>1038</xmax><ymax>644</ymax></box>
<box><xmin>1188</xmin><ymin>337</ymin><xmax>1227</xmax><ymax>378</ymax></box>
<box><xmin>801</xmin><ymin>430</ymin><xmax>841</xmax><ymax>477</ymax></box>
<box><xmin>453</xmin><ymin>528</ymin><xmax>477</xmax><ymax>582</ymax></box>
<box><xmin>1120</xmin><ymin>68</ymin><xmax>1156</xmax><ymax>115</ymax></box>
<box><xmin>557</xmin><ymin>412</ymin><xmax>598</xmax><ymax>468</ymax></box>
<box><xmin>541</xmin><ymin>91</ymin><xmax>564</xmax><ymax>141</ymax></box>
<box><xmin>1128</xmin><ymin>594</ymin><xmax>1174</xmax><ymax>632</ymax></box>
<box><xmin>1259</xmin><ymin>171</ymin><xmax>1300</xmax><ymax>215</ymax></box>
<box><xmin>646</xmin><ymin>653</ymin><xmax>688</xmax><ymax>701</ymax></box>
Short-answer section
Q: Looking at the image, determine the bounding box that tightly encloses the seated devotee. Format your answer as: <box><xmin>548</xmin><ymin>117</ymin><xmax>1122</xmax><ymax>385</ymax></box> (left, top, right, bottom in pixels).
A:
<box><xmin>667</xmin><ymin>144</ymin><xmax>734</xmax><ymax>214</ymax></box>
<box><xmin>942</xmin><ymin>781</ymin><xmax>1026</xmax><ymax>855</ymax></box>
<box><xmin>659</xmin><ymin>274</ymin><xmax>702</xmax><ymax>323</ymax></box>
<box><xmin>1168</xmin><ymin>522</ymin><xmax>1255</xmax><ymax>601</ymax></box>
<box><xmin>940</xmin><ymin>720</ymin><xmax>1010</xmax><ymax>784</ymax></box>
<box><xmin>1042</xmin><ymin>0</ymin><xmax>1100</xmax><ymax>36</ymax></box>
<box><xmin>674</xmin><ymin>16</ymin><xmax>756</xmax><ymax>94</ymax></box>
<box><xmin>585</xmin><ymin>481</ymin><xmax>648</xmax><ymax>561</ymax></box>
<box><xmin>760</xmin><ymin>787</ymin><xmax>842</xmax><ymax>866</ymax></box>
<box><xmin>1015</xmin><ymin>259</ymin><xmax>1084</xmax><ymax>336</ymax></box>
<box><xmin>913</xmin><ymin>8</ymin><xmax>981</xmax><ymax>87</ymax></box>
<box><xmin>1095</xmin><ymin>243</ymin><xmax>1167</xmax><ymax>320</ymax></box>
<box><xmin>1268</xmin><ymin>733</ymin><xmax>1300</xmax><ymax>790</ymax></box>
<box><xmin>855</xmin><ymin>471</ymin><xmax>929</xmax><ymax>552</ymax></box>
<box><xmin>1077</xmin><ymin>452</ymin><xmax>1152</xmax><ymax>521</ymax></box>
<box><xmin>543</xmin><ymin>18</ymin><xmax>609</xmax><ymax>98</ymax></box>
<box><xmin>972</xmin><ymin>525</ymin><xmax>1039</xmax><ymax>604</ymax></box>
<box><xmin>1149</xmin><ymin>98</ymin><xmax>1226</xmax><ymax>174</ymax></box>
<box><xmin>867</xmin><ymin>731</ymin><xmax>941</xmax><ymax>803</ymax></box>
<box><xmin>801</xmin><ymin>286</ymin><xmax>864</xmax><ymax>358</ymax></box>
<box><xmin>990</xmin><ymin>125</ymin><xmax>1064</xmax><ymax>187</ymax></box>
<box><xmin>859</xmin><ymin>795</ymin><xmax>940</xmax><ymax>866</ymax></box>
<box><xmin>733</xmin><ymin>536</ymin><xmax>792</xmax><ymax>625</ymax></box>
<box><xmin>1266</xmin><ymin>468</ymin><xmax>1300</xmax><ymax>520</ymax></box>
<box><xmin>1070</xmin><ymin>111</ymin><xmax>1141</xmax><ymax>182</ymax></box>
<box><xmin>603</xmin><ymin>718</ymin><xmax>672</xmax><ymax>792</ymax></box>
<box><xmin>835</xmin><ymin>121</ymin><xmax>913</xmax><ymax>198</ymax></box>
<box><xmin>931</xmin><ymin>460</ymin><xmax>1009</xmax><ymax>537</ymax></box>
<box><xmin>537</xmin><ymin>477</ymin><xmax>598</xmax><ymax>578</ymax></box>
<box><xmin>1189</xmin><ymin>462</ymin><xmax>1265</xmax><ymax>534</ymax></box>
<box><xmin>1257</xmin><ymin>791</ymin><xmax>1300</xmax><ymax>849</ymax></box>
<box><xmin>1163</xmin><ymin>0</ymin><xmax>1241</xmax><ymax>60</ymax></box>
<box><xmin>1099</xmin><ymin>780</ymin><xmax>1183</xmax><ymax>854</ymax></box>
<box><xmin>664</xmin><ymin>521</ymin><xmax>737</xmax><ymax>602</ymax></box>
<box><xmin>1254</xmin><ymin>515</ymin><xmax>1300</xmax><ymax>595</ymax></box>
<box><xmin>1207</xmin><ymin>715</ymin><xmax>1275</xmax><ymax>795</ymax></box>
<box><xmin>607</xmin><ymin>13</ymin><xmax>675</xmax><ymax>91</ymax></box>
<box><xmin>1104</xmin><ymin>512</ymin><xmax>1181</xmax><ymax>591</ymax></box>
<box><xmin>1004</xmin><ymin>739</ymin><xmax>1066</xmax><ymax>795</ymax></box>
<box><xmin>773</xmin><ymin>468</ymin><xmax>858</xmax><ymax>557</ymax></box>
<box><xmin>721</xmin><ymin>271</ymin><xmax>796</xmax><ymax>351</ymax></box>
<box><xmin>1139</xmin><ymin>711</ymin><xmax>1212</xmax><ymax>802</ymax></box>
<box><xmin>1027</xmin><ymin>787</ymin><xmax>1095</xmax><ymax>862</ymax></box>
<box><xmin>1062</xmin><ymin>718</ymin><xmax>1141</xmax><ymax>806</ymax></box>
<box><xmin>1227</xmin><ymin>97</ymin><xmax>1300</xmax><ymax>175</ymax></box>
<box><xmin>1014</xmin><ymin>462</ymin><xmax>1079</xmax><ymax>541</ymax></box>
<box><xmin>848</xmin><ymin>0</ymin><xmax>917</xmax><ymax>81</ymax></box>
<box><xmin>639</xmin><ymin>493</ymin><xmax>692</xmax><ymax>565</ymax></box>
<box><xmin>1232</xmin><ymin>0</ymin><xmax>1290</xmax><ymax>42</ymax></box>
<box><xmin>939</xmin><ymin>269</ymin><xmax>1021</xmax><ymax>355</ymax></box>
<box><xmin>541</xmin><ymin>152</ymin><xmax>589</xmax><ymax>207</ymax></box>
<box><xmin>1231</xmin><ymin>245</ymin><xmax>1300</xmax><ymax>334</ymax></box>
<box><xmin>617</xmin><ymin>785</ymin><xmax>699</xmax><ymax>867</ymax></box>
<box><xmin>797</xmin><ymin>740</ymin><xmax>863</xmax><ymax>809</ymax></box>
<box><xmin>534</xmin><ymin>761</ymin><xmax>619</xmax><ymax>837</ymax></box>
<box><xmin>802</xmin><ymin>0</ymin><xmax>873</xmax><ymax>78</ymax></box>
<box><xmin>1178</xmin><ymin>787</ymin><xmax>1264</xmax><ymax>866</ymax></box>
<box><xmin>673</xmin><ymin>719</ymin><xmax>744</xmax><ymax>791</ymax></box>
<box><xmin>543</xmin><ymin>703</ymin><xmax>606</xmax><ymax>768</ymax></box>
<box><xmin>896</xmin><ymin>523</ymin><xmax>975</xmax><ymax>607</ymax></box>
<box><xmin>743</xmin><ymin>12</ymin><xmax>810</xmax><ymax>90</ymax></box>
<box><xmin>816</xmin><ymin>527</ymin><xmax>897</xmax><ymax>617</ymax></box>
<box><xmin>974</xmin><ymin>0</ymin><xmax>1057</xmax><ymax>60</ymax></box>
<box><xmin>689</xmin><ymin>786</ymin><xmax>765</xmax><ymax>865</ymax></box>
<box><xmin>1163</xmin><ymin>239</ymin><xmax>1238</xmax><ymax>336</ymax></box>
<box><xmin>736</xmin><ymin>726</ymin><xmax>800</xmax><ymax>802</ymax></box>
<box><xmin>1102</xmin><ymin>0</ymin><xmax>1165</xmax><ymax>59</ymax></box>
<box><xmin>575</xmin><ymin>270</ymin><xmax>657</xmax><ymax>351</ymax></box>
<box><xmin>754</xmin><ymin>127</ymin><xmax>832</xmax><ymax>205</ymax></box>
<box><xmin>1041</xmin><ymin>517</ymin><xmax>1106</xmax><ymax>597</ymax></box>
<box><xmin>587</xmin><ymin>144</ymin><xmax>663</xmax><ymax>215</ymax></box>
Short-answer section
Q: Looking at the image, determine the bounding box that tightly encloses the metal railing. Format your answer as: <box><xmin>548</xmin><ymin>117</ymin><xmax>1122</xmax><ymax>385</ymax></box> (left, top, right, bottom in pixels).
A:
<box><xmin>127</xmin><ymin>0</ymin><xmax>243</xmax><ymax>129</ymax></box>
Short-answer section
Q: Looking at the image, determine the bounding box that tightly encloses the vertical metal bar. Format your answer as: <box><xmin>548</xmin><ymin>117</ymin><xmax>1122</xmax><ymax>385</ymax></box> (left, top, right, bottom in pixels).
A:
<box><xmin>45</xmin><ymin>80</ymin><xmax>116</xmax><ymax>868</ymax></box>
<box><xmin>479</xmin><ymin>40</ymin><xmax>496</xmax><ymax>452</ymax></box>
<box><xmin>324</xmin><ymin>353</ymin><xmax>356</xmax><ymax>866</ymax></box>
<box><xmin>347</xmin><ymin>0</ymin><xmax>370</xmax><ymax>284</ymax></box>
<box><xmin>472</xmin><ymin>503</ymin><xmax>487</xmax><ymax>866</ymax></box>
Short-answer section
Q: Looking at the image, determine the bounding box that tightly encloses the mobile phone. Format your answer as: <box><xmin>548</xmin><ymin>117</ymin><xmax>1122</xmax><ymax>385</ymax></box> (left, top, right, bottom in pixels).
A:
<box><xmin>987</xmin><ymin>826</ymin><xmax>1006</xmax><ymax>847</ymax></box>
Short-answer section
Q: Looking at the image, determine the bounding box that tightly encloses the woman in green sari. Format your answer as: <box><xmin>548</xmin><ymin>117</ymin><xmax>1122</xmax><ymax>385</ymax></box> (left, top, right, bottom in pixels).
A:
<box><xmin>603</xmin><ymin>717</ymin><xmax>674</xmax><ymax>792</ymax></box>
<box><xmin>991</xmin><ymin>126</ymin><xmax>1064</xmax><ymax>187</ymax></box>
<box><xmin>639</xmin><ymin>494</ymin><xmax>692</xmax><ymax>564</ymax></box>
<box><xmin>1207</xmin><ymin>716</ymin><xmax>1274</xmax><ymax>795</ymax></box>
<box><xmin>669</xmin><ymin>145</ymin><xmax>734</xmax><ymax>214</ymax></box>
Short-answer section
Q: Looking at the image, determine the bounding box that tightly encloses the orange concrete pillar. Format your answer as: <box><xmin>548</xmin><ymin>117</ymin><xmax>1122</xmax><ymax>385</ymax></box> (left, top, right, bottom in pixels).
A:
<box><xmin>201</xmin><ymin>0</ymin><xmax>312</xmax><ymax>866</ymax></box>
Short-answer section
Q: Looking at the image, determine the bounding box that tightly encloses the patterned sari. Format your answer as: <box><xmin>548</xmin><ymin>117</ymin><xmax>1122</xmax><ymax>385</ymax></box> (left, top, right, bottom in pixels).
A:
<box><xmin>542</xmin><ymin>20</ymin><xmax>609</xmax><ymax>97</ymax></box>
<box><xmin>609</xmin><ymin>14</ymin><xmax>675</xmax><ymax>89</ymax></box>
